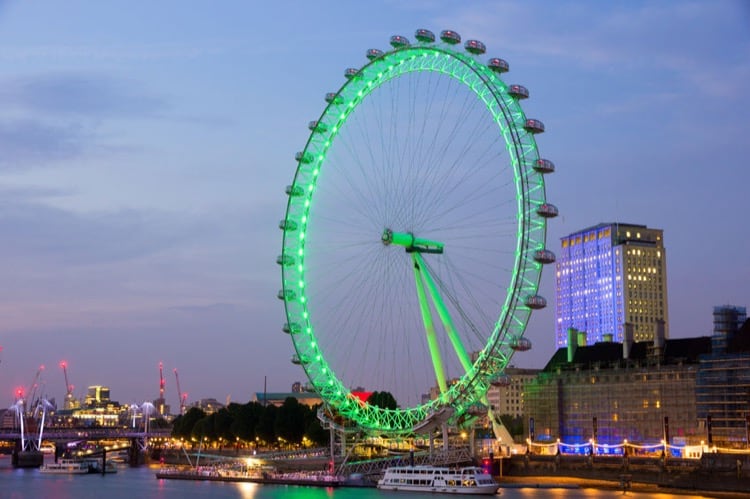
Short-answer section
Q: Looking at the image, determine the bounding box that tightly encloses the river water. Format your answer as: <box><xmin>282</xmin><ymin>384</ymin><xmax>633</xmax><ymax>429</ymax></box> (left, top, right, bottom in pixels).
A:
<box><xmin>0</xmin><ymin>457</ymin><xmax>713</xmax><ymax>499</ymax></box>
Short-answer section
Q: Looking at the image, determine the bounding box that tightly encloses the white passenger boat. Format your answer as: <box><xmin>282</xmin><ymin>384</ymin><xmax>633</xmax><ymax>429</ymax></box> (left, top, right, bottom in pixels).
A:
<box><xmin>377</xmin><ymin>465</ymin><xmax>500</xmax><ymax>495</ymax></box>
<box><xmin>39</xmin><ymin>459</ymin><xmax>91</xmax><ymax>475</ymax></box>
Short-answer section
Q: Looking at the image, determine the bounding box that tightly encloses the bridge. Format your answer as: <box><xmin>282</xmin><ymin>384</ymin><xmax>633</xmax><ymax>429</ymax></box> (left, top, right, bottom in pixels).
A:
<box><xmin>0</xmin><ymin>427</ymin><xmax>171</xmax><ymax>441</ymax></box>
<box><xmin>0</xmin><ymin>427</ymin><xmax>173</xmax><ymax>468</ymax></box>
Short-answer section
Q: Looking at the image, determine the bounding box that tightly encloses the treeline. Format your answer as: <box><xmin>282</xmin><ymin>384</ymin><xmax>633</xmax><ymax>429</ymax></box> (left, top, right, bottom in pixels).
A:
<box><xmin>170</xmin><ymin>391</ymin><xmax>400</xmax><ymax>448</ymax></box>
<box><xmin>171</xmin><ymin>398</ymin><xmax>329</xmax><ymax>447</ymax></box>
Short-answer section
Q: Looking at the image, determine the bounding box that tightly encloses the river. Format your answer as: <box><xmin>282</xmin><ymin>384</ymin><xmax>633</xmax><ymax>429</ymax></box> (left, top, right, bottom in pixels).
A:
<box><xmin>0</xmin><ymin>457</ymin><xmax>715</xmax><ymax>499</ymax></box>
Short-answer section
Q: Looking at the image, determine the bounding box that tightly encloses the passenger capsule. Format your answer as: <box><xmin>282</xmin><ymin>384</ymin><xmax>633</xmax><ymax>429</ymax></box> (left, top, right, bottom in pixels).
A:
<box><xmin>524</xmin><ymin>295</ymin><xmax>547</xmax><ymax>310</ymax></box>
<box><xmin>487</xmin><ymin>58</ymin><xmax>509</xmax><ymax>73</ymax></box>
<box><xmin>285</xmin><ymin>184</ymin><xmax>304</xmax><ymax>197</ymax></box>
<box><xmin>490</xmin><ymin>374</ymin><xmax>512</xmax><ymax>387</ymax></box>
<box><xmin>534</xmin><ymin>159</ymin><xmax>555</xmax><ymax>174</ymax></box>
<box><xmin>278</xmin><ymin>289</ymin><xmax>296</xmax><ymax>301</ymax></box>
<box><xmin>325</xmin><ymin>92</ymin><xmax>343</xmax><ymax>105</ymax></box>
<box><xmin>279</xmin><ymin>219</ymin><xmax>298</xmax><ymax>231</ymax></box>
<box><xmin>366</xmin><ymin>48</ymin><xmax>384</xmax><ymax>60</ymax></box>
<box><xmin>295</xmin><ymin>151</ymin><xmax>313</xmax><ymax>164</ymax></box>
<box><xmin>389</xmin><ymin>35</ymin><xmax>410</xmax><ymax>48</ymax></box>
<box><xmin>440</xmin><ymin>30</ymin><xmax>461</xmax><ymax>44</ymax></box>
<box><xmin>291</xmin><ymin>354</ymin><xmax>308</xmax><ymax>365</ymax></box>
<box><xmin>308</xmin><ymin>120</ymin><xmax>328</xmax><ymax>133</ymax></box>
<box><xmin>344</xmin><ymin>67</ymin><xmax>361</xmax><ymax>80</ymax></box>
<box><xmin>536</xmin><ymin>203</ymin><xmax>559</xmax><ymax>218</ymax></box>
<box><xmin>524</xmin><ymin>119</ymin><xmax>545</xmax><ymax>133</ymax></box>
<box><xmin>533</xmin><ymin>249</ymin><xmax>556</xmax><ymax>264</ymax></box>
<box><xmin>276</xmin><ymin>253</ymin><xmax>295</xmax><ymax>267</ymax></box>
<box><xmin>511</xmin><ymin>336</ymin><xmax>533</xmax><ymax>351</ymax></box>
<box><xmin>415</xmin><ymin>29</ymin><xmax>435</xmax><ymax>43</ymax></box>
<box><xmin>464</xmin><ymin>39</ymin><xmax>486</xmax><ymax>55</ymax></box>
<box><xmin>283</xmin><ymin>322</ymin><xmax>301</xmax><ymax>334</ymax></box>
<box><xmin>508</xmin><ymin>84</ymin><xmax>529</xmax><ymax>99</ymax></box>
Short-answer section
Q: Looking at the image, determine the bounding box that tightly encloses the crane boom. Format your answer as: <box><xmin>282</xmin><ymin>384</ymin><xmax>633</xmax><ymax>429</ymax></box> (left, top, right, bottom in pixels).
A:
<box><xmin>27</xmin><ymin>365</ymin><xmax>45</xmax><ymax>410</ymax></box>
<box><xmin>174</xmin><ymin>368</ymin><xmax>186</xmax><ymax>416</ymax></box>
<box><xmin>59</xmin><ymin>361</ymin><xmax>77</xmax><ymax>409</ymax></box>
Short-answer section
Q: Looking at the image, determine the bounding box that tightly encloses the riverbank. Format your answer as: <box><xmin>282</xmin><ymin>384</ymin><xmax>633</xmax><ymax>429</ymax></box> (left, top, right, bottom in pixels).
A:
<box><xmin>502</xmin><ymin>452</ymin><xmax>749</xmax><ymax>497</ymax></box>
<box><xmin>500</xmin><ymin>474</ymin><xmax>750</xmax><ymax>498</ymax></box>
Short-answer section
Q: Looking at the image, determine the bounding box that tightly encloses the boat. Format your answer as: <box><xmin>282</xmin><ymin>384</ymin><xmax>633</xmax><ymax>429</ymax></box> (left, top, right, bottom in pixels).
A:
<box><xmin>39</xmin><ymin>459</ymin><xmax>91</xmax><ymax>475</ymax></box>
<box><xmin>377</xmin><ymin>465</ymin><xmax>500</xmax><ymax>495</ymax></box>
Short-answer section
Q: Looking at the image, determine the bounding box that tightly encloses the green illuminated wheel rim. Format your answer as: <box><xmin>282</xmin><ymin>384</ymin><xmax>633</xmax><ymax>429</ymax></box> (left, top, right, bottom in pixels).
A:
<box><xmin>278</xmin><ymin>30</ymin><xmax>555</xmax><ymax>434</ymax></box>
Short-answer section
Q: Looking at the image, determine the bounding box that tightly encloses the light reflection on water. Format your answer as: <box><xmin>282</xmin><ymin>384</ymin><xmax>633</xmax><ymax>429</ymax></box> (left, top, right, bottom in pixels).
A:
<box><xmin>0</xmin><ymin>459</ymin><xmax>715</xmax><ymax>499</ymax></box>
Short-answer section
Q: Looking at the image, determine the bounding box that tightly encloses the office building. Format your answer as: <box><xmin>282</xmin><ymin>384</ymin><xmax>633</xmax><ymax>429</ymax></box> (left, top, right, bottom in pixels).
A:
<box><xmin>556</xmin><ymin>223</ymin><xmax>669</xmax><ymax>346</ymax></box>
<box><xmin>486</xmin><ymin>367</ymin><xmax>540</xmax><ymax>419</ymax></box>
<box><xmin>696</xmin><ymin>305</ymin><xmax>750</xmax><ymax>446</ymax></box>
<box><xmin>525</xmin><ymin>328</ymin><xmax>710</xmax><ymax>445</ymax></box>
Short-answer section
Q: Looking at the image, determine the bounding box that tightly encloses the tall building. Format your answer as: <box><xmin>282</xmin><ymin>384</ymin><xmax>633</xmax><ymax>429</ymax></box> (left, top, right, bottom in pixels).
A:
<box><xmin>555</xmin><ymin>222</ymin><xmax>669</xmax><ymax>346</ymax></box>
<box><xmin>85</xmin><ymin>385</ymin><xmax>111</xmax><ymax>407</ymax></box>
<box><xmin>696</xmin><ymin>305</ymin><xmax>750</xmax><ymax>445</ymax></box>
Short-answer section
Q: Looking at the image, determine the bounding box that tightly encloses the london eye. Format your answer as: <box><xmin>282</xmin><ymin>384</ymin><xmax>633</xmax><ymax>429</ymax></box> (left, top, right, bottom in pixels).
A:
<box><xmin>278</xmin><ymin>29</ymin><xmax>557</xmax><ymax>434</ymax></box>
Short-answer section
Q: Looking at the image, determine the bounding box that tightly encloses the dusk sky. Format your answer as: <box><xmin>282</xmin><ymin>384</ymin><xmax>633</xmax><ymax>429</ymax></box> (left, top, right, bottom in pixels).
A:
<box><xmin>0</xmin><ymin>1</ymin><xmax>748</xmax><ymax>409</ymax></box>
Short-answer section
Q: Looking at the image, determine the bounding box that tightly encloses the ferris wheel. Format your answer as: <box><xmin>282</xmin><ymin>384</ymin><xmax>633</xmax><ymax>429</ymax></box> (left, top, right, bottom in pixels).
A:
<box><xmin>278</xmin><ymin>29</ymin><xmax>557</xmax><ymax>434</ymax></box>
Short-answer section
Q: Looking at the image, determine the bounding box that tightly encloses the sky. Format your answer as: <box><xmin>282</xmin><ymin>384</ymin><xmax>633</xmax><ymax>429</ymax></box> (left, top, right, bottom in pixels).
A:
<box><xmin>0</xmin><ymin>1</ymin><xmax>748</xmax><ymax>409</ymax></box>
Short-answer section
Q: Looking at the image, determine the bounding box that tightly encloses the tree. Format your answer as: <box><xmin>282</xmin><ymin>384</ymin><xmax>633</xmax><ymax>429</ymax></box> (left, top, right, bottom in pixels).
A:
<box><xmin>193</xmin><ymin>413</ymin><xmax>217</xmax><ymax>442</ymax></box>
<box><xmin>213</xmin><ymin>407</ymin><xmax>235</xmax><ymax>441</ymax></box>
<box><xmin>304</xmin><ymin>409</ymin><xmax>328</xmax><ymax>447</ymax></box>
<box><xmin>368</xmin><ymin>391</ymin><xmax>398</xmax><ymax>410</ymax></box>
<box><xmin>275</xmin><ymin>397</ymin><xmax>306</xmax><ymax>444</ymax></box>
<box><xmin>172</xmin><ymin>407</ymin><xmax>206</xmax><ymax>440</ymax></box>
<box><xmin>256</xmin><ymin>404</ymin><xmax>277</xmax><ymax>446</ymax></box>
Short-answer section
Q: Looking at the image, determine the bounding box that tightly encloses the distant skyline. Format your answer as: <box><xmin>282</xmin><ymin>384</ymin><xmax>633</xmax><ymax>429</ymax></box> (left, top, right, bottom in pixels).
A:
<box><xmin>0</xmin><ymin>1</ymin><xmax>748</xmax><ymax>408</ymax></box>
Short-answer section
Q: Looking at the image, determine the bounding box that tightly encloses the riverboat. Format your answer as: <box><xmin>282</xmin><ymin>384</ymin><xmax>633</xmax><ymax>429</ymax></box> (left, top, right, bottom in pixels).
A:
<box><xmin>39</xmin><ymin>459</ymin><xmax>91</xmax><ymax>475</ymax></box>
<box><xmin>377</xmin><ymin>465</ymin><xmax>500</xmax><ymax>495</ymax></box>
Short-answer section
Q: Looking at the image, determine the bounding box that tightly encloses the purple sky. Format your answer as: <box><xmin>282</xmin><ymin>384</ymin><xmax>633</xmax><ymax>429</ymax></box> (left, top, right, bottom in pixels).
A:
<box><xmin>0</xmin><ymin>1</ymin><xmax>748</xmax><ymax>409</ymax></box>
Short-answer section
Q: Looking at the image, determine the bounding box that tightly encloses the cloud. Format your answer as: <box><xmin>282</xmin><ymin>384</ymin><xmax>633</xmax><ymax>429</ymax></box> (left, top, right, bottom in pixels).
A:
<box><xmin>0</xmin><ymin>120</ymin><xmax>87</xmax><ymax>170</ymax></box>
<box><xmin>0</xmin><ymin>41</ymin><xmax>231</xmax><ymax>64</ymax></box>
<box><xmin>0</xmin><ymin>73</ymin><xmax>166</xmax><ymax>117</ymax></box>
<box><xmin>0</xmin><ymin>72</ymin><xmax>170</xmax><ymax>170</ymax></box>
<box><xmin>437</xmin><ymin>1</ymin><xmax>750</xmax><ymax>84</ymax></box>
<box><xmin>0</xmin><ymin>190</ymin><xmax>196</xmax><ymax>266</ymax></box>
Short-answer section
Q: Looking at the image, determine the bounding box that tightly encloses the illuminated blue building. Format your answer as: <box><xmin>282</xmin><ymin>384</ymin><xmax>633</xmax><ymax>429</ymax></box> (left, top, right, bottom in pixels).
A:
<box><xmin>555</xmin><ymin>223</ymin><xmax>669</xmax><ymax>347</ymax></box>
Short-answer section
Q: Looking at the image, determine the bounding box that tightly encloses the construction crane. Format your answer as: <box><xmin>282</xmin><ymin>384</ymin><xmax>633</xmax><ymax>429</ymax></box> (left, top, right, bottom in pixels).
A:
<box><xmin>174</xmin><ymin>368</ymin><xmax>187</xmax><ymax>416</ymax></box>
<box><xmin>59</xmin><ymin>360</ymin><xmax>78</xmax><ymax>409</ymax></box>
<box><xmin>26</xmin><ymin>365</ymin><xmax>45</xmax><ymax>413</ymax></box>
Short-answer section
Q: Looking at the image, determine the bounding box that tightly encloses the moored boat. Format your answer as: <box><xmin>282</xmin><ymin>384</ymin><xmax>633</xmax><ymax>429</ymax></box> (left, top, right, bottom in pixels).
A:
<box><xmin>377</xmin><ymin>465</ymin><xmax>500</xmax><ymax>495</ymax></box>
<box><xmin>39</xmin><ymin>459</ymin><xmax>91</xmax><ymax>475</ymax></box>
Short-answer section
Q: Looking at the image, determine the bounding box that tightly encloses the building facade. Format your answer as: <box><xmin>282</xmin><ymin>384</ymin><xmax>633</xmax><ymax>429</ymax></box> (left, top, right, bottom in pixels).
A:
<box><xmin>556</xmin><ymin>222</ymin><xmax>669</xmax><ymax>346</ymax></box>
<box><xmin>525</xmin><ymin>330</ymin><xmax>710</xmax><ymax>445</ymax></box>
<box><xmin>696</xmin><ymin>305</ymin><xmax>750</xmax><ymax>446</ymax></box>
<box><xmin>486</xmin><ymin>367</ymin><xmax>540</xmax><ymax>419</ymax></box>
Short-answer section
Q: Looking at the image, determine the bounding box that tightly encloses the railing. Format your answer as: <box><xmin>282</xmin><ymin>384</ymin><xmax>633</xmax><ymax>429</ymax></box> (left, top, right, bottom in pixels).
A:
<box><xmin>0</xmin><ymin>428</ymin><xmax>172</xmax><ymax>440</ymax></box>
<box><xmin>527</xmin><ymin>438</ymin><xmax>750</xmax><ymax>458</ymax></box>
<box><xmin>341</xmin><ymin>446</ymin><xmax>474</xmax><ymax>476</ymax></box>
